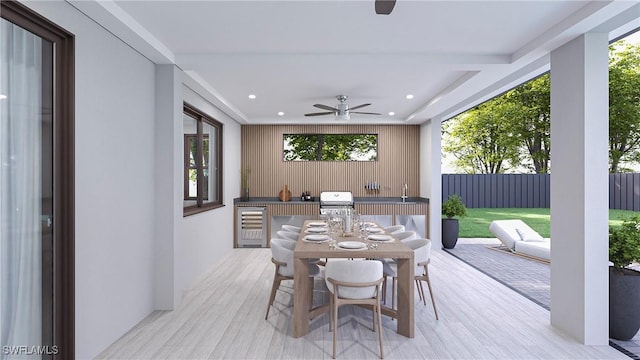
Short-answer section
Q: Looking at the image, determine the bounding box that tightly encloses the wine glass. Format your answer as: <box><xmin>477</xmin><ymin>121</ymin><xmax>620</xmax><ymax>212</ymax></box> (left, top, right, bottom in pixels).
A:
<box><xmin>359</xmin><ymin>221</ymin><xmax>370</xmax><ymax>241</ymax></box>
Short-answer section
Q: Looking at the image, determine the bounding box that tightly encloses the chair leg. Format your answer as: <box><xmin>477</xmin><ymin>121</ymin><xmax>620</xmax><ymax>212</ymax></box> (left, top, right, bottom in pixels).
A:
<box><xmin>417</xmin><ymin>279</ymin><xmax>426</xmax><ymax>305</ymax></box>
<box><xmin>332</xmin><ymin>296</ymin><xmax>338</xmax><ymax>359</ymax></box>
<box><xmin>382</xmin><ymin>277</ymin><xmax>387</xmax><ymax>304</ymax></box>
<box><xmin>328</xmin><ymin>294</ymin><xmax>334</xmax><ymax>332</ymax></box>
<box><xmin>424</xmin><ymin>273</ymin><xmax>439</xmax><ymax>320</ymax></box>
<box><xmin>308</xmin><ymin>277</ymin><xmax>315</xmax><ymax>311</ymax></box>
<box><xmin>391</xmin><ymin>277</ymin><xmax>396</xmax><ymax>311</ymax></box>
<box><xmin>372</xmin><ymin>305</ymin><xmax>375</xmax><ymax>331</ymax></box>
<box><xmin>265</xmin><ymin>275</ymin><xmax>281</xmax><ymax>320</ymax></box>
<box><xmin>376</xmin><ymin>297</ymin><xmax>384</xmax><ymax>359</ymax></box>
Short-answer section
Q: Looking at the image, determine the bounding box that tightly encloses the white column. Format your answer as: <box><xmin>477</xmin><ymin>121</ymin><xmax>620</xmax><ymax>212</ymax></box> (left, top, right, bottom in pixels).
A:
<box><xmin>154</xmin><ymin>64</ymin><xmax>183</xmax><ymax>309</ymax></box>
<box><xmin>421</xmin><ymin>119</ymin><xmax>442</xmax><ymax>248</ymax></box>
<box><xmin>550</xmin><ymin>33</ymin><xmax>609</xmax><ymax>344</ymax></box>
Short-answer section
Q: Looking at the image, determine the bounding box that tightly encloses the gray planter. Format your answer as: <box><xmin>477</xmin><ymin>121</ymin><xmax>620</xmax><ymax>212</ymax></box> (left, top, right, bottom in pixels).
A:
<box><xmin>610</xmin><ymin>267</ymin><xmax>640</xmax><ymax>340</ymax></box>
<box><xmin>442</xmin><ymin>218</ymin><xmax>459</xmax><ymax>249</ymax></box>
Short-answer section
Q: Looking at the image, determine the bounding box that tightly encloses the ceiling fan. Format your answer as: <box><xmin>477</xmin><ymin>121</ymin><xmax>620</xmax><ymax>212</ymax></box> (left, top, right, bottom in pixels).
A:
<box><xmin>304</xmin><ymin>95</ymin><xmax>381</xmax><ymax>121</ymax></box>
<box><xmin>375</xmin><ymin>0</ymin><xmax>396</xmax><ymax>15</ymax></box>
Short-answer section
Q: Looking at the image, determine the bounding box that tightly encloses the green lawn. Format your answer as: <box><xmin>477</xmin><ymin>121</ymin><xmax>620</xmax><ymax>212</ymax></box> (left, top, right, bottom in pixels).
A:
<box><xmin>459</xmin><ymin>208</ymin><xmax>639</xmax><ymax>238</ymax></box>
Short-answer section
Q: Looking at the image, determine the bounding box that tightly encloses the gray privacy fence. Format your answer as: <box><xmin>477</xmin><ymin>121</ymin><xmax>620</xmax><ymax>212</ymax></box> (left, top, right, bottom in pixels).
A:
<box><xmin>442</xmin><ymin>173</ymin><xmax>640</xmax><ymax>211</ymax></box>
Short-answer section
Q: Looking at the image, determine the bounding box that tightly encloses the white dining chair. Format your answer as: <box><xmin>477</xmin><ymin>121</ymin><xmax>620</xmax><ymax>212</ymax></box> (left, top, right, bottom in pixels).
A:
<box><xmin>393</xmin><ymin>231</ymin><xmax>416</xmax><ymax>243</ymax></box>
<box><xmin>382</xmin><ymin>238</ymin><xmax>438</xmax><ymax>320</ymax></box>
<box><xmin>384</xmin><ymin>224</ymin><xmax>405</xmax><ymax>234</ymax></box>
<box><xmin>276</xmin><ymin>230</ymin><xmax>299</xmax><ymax>242</ymax></box>
<box><xmin>325</xmin><ymin>259</ymin><xmax>384</xmax><ymax>359</ymax></box>
<box><xmin>273</xmin><ymin>235</ymin><xmax>324</xmax><ymax>266</ymax></box>
<box><xmin>281</xmin><ymin>224</ymin><xmax>302</xmax><ymax>234</ymax></box>
<box><xmin>265</xmin><ymin>238</ymin><xmax>320</xmax><ymax>320</ymax></box>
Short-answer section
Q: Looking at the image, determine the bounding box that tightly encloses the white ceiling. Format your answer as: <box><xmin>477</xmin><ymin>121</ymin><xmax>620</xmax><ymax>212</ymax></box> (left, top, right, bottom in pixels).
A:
<box><xmin>70</xmin><ymin>0</ymin><xmax>640</xmax><ymax>125</ymax></box>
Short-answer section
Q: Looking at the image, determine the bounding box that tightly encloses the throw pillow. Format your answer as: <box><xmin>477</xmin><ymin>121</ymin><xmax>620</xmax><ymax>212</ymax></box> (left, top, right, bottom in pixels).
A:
<box><xmin>515</xmin><ymin>227</ymin><xmax>544</xmax><ymax>242</ymax></box>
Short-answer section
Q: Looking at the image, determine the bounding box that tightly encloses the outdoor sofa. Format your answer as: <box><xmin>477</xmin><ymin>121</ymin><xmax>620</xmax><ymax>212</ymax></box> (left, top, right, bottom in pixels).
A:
<box><xmin>488</xmin><ymin>219</ymin><xmax>550</xmax><ymax>261</ymax></box>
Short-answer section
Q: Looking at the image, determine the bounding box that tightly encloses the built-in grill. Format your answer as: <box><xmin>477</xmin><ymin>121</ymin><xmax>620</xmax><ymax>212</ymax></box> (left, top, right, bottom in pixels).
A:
<box><xmin>319</xmin><ymin>191</ymin><xmax>354</xmax><ymax>216</ymax></box>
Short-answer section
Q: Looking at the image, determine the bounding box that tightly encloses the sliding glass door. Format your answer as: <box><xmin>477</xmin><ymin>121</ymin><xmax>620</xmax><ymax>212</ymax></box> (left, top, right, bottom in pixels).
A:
<box><xmin>0</xmin><ymin>16</ymin><xmax>54</xmax><ymax>359</ymax></box>
<box><xmin>1</xmin><ymin>2</ymin><xmax>74</xmax><ymax>358</ymax></box>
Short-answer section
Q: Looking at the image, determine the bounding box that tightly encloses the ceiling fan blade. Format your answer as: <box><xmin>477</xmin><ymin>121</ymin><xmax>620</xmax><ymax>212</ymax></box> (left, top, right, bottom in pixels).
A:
<box><xmin>348</xmin><ymin>103</ymin><xmax>371</xmax><ymax>111</ymax></box>
<box><xmin>375</xmin><ymin>0</ymin><xmax>396</xmax><ymax>15</ymax></box>
<box><xmin>313</xmin><ymin>104</ymin><xmax>339</xmax><ymax>111</ymax></box>
<box><xmin>304</xmin><ymin>112</ymin><xmax>334</xmax><ymax>117</ymax></box>
<box><xmin>351</xmin><ymin>111</ymin><xmax>382</xmax><ymax>115</ymax></box>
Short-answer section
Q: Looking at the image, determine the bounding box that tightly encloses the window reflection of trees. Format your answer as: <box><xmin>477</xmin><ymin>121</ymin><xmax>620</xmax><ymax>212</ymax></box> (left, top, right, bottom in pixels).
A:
<box><xmin>283</xmin><ymin>134</ymin><xmax>377</xmax><ymax>161</ymax></box>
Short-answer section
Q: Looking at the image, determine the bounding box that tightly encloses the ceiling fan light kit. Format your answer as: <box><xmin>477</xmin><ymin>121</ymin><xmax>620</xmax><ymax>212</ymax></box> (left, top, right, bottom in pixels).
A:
<box><xmin>335</xmin><ymin>112</ymin><xmax>350</xmax><ymax>121</ymax></box>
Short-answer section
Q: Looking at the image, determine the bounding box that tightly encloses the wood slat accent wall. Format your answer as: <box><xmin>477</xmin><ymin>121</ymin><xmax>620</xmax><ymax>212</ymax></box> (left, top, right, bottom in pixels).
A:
<box><xmin>241</xmin><ymin>125</ymin><xmax>420</xmax><ymax>198</ymax></box>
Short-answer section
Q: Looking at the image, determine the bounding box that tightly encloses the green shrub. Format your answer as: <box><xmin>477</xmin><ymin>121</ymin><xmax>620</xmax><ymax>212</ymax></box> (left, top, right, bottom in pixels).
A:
<box><xmin>442</xmin><ymin>194</ymin><xmax>467</xmax><ymax>219</ymax></box>
<box><xmin>609</xmin><ymin>215</ymin><xmax>640</xmax><ymax>271</ymax></box>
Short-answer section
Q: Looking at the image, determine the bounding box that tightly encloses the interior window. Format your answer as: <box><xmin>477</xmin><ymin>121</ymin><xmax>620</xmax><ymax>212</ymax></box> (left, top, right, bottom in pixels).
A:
<box><xmin>183</xmin><ymin>103</ymin><xmax>223</xmax><ymax>215</ymax></box>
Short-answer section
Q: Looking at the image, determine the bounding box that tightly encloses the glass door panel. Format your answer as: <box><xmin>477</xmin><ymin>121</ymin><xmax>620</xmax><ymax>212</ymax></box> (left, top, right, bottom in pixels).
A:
<box><xmin>1</xmin><ymin>17</ymin><xmax>54</xmax><ymax>358</ymax></box>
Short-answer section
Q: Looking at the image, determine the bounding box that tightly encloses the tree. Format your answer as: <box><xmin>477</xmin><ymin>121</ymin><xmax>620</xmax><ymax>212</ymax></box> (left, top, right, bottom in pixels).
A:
<box><xmin>443</xmin><ymin>75</ymin><xmax>551</xmax><ymax>174</ymax></box>
<box><xmin>609</xmin><ymin>41</ymin><xmax>640</xmax><ymax>173</ymax></box>
<box><xmin>444</xmin><ymin>40</ymin><xmax>640</xmax><ymax>174</ymax></box>
<box><xmin>505</xmin><ymin>74</ymin><xmax>551</xmax><ymax>173</ymax></box>
<box><xmin>443</xmin><ymin>98</ymin><xmax>521</xmax><ymax>173</ymax></box>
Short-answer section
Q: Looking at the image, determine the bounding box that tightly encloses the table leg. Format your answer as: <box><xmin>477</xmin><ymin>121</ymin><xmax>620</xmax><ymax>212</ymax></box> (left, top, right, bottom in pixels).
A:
<box><xmin>395</xmin><ymin>256</ymin><xmax>415</xmax><ymax>338</ymax></box>
<box><xmin>293</xmin><ymin>257</ymin><xmax>311</xmax><ymax>338</ymax></box>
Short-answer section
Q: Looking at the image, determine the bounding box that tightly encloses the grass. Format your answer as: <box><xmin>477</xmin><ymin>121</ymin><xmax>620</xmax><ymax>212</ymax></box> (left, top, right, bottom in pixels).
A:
<box><xmin>458</xmin><ymin>208</ymin><xmax>639</xmax><ymax>238</ymax></box>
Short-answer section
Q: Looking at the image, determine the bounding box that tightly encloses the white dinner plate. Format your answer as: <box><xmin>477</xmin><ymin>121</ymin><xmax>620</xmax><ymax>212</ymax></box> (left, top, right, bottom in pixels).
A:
<box><xmin>306</xmin><ymin>227</ymin><xmax>328</xmax><ymax>234</ymax></box>
<box><xmin>367</xmin><ymin>227</ymin><xmax>385</xmax><ymax>234</ymax></box>
<box><xmin>304</xmin><ymin>234</ymin><xmax>330</xmax><ymax>242</ymax></box>
<box><xmin>338</xmin><ymin>241</ymin><xmax>367</xmax><ymax>250</ymax></box>
<box><xmin>308</xmin><ymin>222</ymin><xmax>327</xmax><ymax>227</ymax></box>
<box><xmin>368</xmin><ymin>234</ymin><xmax>394</xmax><ymax>242</ymax></box>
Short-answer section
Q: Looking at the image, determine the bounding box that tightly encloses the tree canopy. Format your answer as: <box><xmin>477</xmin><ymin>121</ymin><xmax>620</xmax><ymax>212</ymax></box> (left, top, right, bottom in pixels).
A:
<box><xmin>443</xmin><ymin>98</ymin><xmax>521</xmax><ymax>173</ymax></box>
<box><xmin>444</xmin><ymin>39</ymin><xmax>640</xmax><ymax>174</ymax></box>
<box><xmin>609</xmin><ymin>41</ymin><xmax>640</xmax><ymax>173</ymax></box>
<box><xmin>504</xmin><ymin>74</ymin><xmax>550</xmax><ymax>173</ymax></box>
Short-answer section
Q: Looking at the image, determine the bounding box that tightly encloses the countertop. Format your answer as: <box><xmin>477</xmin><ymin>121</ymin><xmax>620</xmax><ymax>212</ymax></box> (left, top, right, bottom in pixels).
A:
<box><xmin>233</xmin><ymin>196</ymin><xmax>429</xmax><ymax>205</ymax></box>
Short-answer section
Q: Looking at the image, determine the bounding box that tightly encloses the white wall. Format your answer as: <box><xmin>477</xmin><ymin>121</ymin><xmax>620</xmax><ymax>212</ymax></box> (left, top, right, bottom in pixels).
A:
<box><xmin>20</xmin><ymin>2</ymin><xmax>243</xmax><ymax>359</ymax></box>
<box><xmin>179</xmin><ymin>85</ymin><xmax>240</xmax><ymax>299</ymax></box>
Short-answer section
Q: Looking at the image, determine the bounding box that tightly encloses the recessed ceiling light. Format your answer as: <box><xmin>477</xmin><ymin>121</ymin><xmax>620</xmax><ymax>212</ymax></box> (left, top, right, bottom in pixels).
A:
<box><xmin>406</xmin><ymin>94</ymin><xmax>414</xmax><ymax>100</ymax></box>
<box><xmin>248</xmin><ymin>94</ymin><xmax>256</xmax><ymax>99</ymax></box>
<box><xmin>0</xmin><ymin>95</ymin><xmax>6</xmax><ymax>99</ymax></box>
<box><xmin>388</xmin><ymin>112</ymin><xmax>395</xmax><ymax>116</ymax></box>
<box><xmin>277</xmin><ymin>112</ymin><xmax>284</xmax><ymax>116</ymax></box>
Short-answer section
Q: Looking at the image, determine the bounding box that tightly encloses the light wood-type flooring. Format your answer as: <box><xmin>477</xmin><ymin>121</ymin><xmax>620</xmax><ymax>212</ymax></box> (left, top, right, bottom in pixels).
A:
<box><xmin>96</xmin><ymin>248</ymin><xmax>627</xmax><ymax>359</ymax></box>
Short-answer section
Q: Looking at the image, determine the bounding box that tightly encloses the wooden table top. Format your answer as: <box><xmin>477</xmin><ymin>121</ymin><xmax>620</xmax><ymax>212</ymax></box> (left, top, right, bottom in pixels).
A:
<box><xmin>294</xmin><ymin>220</ymin><xmax>413</xmax><ymax>259</ymax></box>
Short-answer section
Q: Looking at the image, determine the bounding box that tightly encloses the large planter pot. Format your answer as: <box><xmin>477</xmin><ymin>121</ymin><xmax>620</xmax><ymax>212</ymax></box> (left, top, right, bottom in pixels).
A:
<box><xmin>610</xmin><ymin>267</ymin><xmax>640</xmax><ymax>340</ymax></box>
<box><xmin>442</xmin><ymin>218</ymin><xmax>459</xmax><ymax>249</ymax></box>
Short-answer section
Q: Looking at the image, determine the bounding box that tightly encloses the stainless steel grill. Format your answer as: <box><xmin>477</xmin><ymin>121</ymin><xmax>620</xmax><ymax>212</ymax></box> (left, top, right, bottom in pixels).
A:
<box><xmin>319</xmin><ymin>191</ymin><xmax>354</xmax><ymax>216</ymax></box>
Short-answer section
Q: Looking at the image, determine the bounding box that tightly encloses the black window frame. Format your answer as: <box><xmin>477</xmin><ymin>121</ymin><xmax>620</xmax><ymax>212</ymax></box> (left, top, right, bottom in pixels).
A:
<box><xmin>183</xmin><ymin>102</ymin><xmax>223</xmax><ymax>216</ymax></box>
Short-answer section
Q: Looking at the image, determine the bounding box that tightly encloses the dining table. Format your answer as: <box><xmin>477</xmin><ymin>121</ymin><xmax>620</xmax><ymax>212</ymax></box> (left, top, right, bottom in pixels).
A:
<box><xmin>292</xmin><ymin>219</ymin><xmax>415</xmax><ymax>338</ymax></box>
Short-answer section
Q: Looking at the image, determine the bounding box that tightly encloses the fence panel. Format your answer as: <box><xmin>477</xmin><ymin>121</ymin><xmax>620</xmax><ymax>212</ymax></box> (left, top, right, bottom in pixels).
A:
<box><xmin>608</xmin><ymin>173</ymin><xmax>640</xmax><ymax>211</ymax></box>
<box><xmin>443</xmin><ymin>173</ymin><xmax>638</xmax><ymax>210</ymax></box>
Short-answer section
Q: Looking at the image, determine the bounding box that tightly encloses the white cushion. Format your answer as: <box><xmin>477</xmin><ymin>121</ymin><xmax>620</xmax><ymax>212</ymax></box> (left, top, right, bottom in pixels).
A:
<box><xmin>489</xmin><ymin>220</ymin><xmax>525</xmax><ymax>250</ymax></box>
<box><xmin>515</xmin><ymin>239</ymin><xmax>550</xmax><ymax>261</ymax></box>
<box><xmin>489</xmin><ymin>219</ymin><xmax>547</xmax><ymax>250</ymax></box>
<box><xmin>515</xmin><ymin>227</ymin><xmax>544</xmax><ymax>242</ymax></box>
